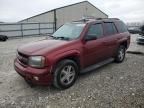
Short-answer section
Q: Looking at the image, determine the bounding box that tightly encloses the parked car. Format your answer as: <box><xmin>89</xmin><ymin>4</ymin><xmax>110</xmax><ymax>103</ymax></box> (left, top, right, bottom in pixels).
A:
<box><xmin>137</xmin><ymin>25</ymin><xmax>144</xmax><ymax>44</ymax></box>
<box><xmin>128</xmin><ymin>27</ymin><xmax>141</xmax><ymax>34</ymax></box>
<box><xmin>139</xmin><ymin>25</ymin><xmax>144</xmax><ymax>35</ymax></box>
<box><xmin>137</xmin><ymin>35</ymin><xmax>144</xmax><ymax>44</ymax></box>
<box><xmin>14</xmin><ymin>18</ymin><xmax>130</xmax><ymax>89</ymax></box>
<box><xmin>0</xmin><ymin>35</ymin><xmax>8</xmax><ymax>41</ymax></box>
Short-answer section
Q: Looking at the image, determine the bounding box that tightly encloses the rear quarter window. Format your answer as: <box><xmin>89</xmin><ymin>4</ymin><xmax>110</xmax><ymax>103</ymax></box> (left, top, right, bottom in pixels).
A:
<box><xmin>115</xmin><ymin>21</ymin><xmax>128</xmax><ymax>33</ymax></box>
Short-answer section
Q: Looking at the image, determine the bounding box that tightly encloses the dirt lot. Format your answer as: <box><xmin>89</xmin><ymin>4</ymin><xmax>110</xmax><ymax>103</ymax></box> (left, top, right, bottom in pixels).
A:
<box><xmin>0</xmin><ymin>35</ymin><xmax>144</xmax><ymax>108</ymax></box>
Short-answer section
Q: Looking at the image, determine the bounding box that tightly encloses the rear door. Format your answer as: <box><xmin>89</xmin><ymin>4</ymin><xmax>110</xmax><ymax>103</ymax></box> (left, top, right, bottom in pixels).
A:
<box><xmin>102</xmin><ymin>22</ymin><xmax>119</xmax><ymax>57</ymax></box>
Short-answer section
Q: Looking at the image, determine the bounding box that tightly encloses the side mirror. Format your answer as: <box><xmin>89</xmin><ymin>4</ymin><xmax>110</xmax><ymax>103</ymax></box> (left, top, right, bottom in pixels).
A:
<box><xmin>85</xmin><ymin>35</ymin><xmax>97</xmax><ymax>41</ymax></box>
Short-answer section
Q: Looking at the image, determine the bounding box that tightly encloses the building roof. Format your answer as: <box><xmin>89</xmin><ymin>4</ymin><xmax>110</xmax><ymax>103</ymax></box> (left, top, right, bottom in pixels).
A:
<box><xmin>20</xmin><ymin>1</ymin><xmax>108</xmax><ymax>22</ymax></box>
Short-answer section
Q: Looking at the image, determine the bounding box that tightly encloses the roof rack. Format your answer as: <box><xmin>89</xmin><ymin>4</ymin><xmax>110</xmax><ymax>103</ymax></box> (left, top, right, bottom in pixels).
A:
<box><xmin>73</xmin><ymin>16</ymin><xmax>120</xmax><ymax>23</ymax></box>
<box><xmin>96</xmin><ymin>18</ymin><xmax>120</xmax><ymax>20</ymax></box>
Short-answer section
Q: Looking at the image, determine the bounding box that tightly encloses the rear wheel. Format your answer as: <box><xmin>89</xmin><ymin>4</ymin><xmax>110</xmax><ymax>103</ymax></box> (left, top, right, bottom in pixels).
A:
<box><xmin>115</xmin><ymin>45</ymin><xmax>126</xmax><ymax>63</ymax></box>
<box><xmin>53</xmin><ymin>59</ymin><xmax>78</xmax><ymax>89</ymax></box>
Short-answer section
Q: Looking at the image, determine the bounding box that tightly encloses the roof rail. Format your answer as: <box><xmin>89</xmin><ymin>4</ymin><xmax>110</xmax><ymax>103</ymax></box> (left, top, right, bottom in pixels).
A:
<box><xmin>96</xmin><ymin>18</ymin><xmax>120</xmax><ymax>20</ymax></box>
<box><xmin>73</xmin><ymin>16</ymin><xmax>97</xmax><ymax>22</ymax></box>
<box><xmin>73</xmin><ymin>17</ymin><xmax>120</xmax><ymax>23</ymax></box>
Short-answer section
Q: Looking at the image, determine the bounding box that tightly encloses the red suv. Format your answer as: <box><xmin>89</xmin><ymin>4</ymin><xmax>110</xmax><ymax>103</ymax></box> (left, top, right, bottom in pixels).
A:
<box><xmin>14</xmin><ymin>18</ymin><xmax>130</xmax><ymax>89</ymax></box>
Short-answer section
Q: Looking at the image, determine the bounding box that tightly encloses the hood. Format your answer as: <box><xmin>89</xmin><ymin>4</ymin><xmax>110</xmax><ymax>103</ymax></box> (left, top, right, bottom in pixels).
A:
<box><xmin>18</xmin><ymin>39</ymin><xmax>68</xmax><ymax>55</ymax></box>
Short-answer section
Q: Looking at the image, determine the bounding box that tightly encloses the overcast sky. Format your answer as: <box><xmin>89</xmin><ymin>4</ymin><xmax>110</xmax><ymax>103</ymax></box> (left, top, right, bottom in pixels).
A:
<box><xmin>0</xmin><ymin>0</ymin><xmax>144</xmax><ymax>23</ymax></box>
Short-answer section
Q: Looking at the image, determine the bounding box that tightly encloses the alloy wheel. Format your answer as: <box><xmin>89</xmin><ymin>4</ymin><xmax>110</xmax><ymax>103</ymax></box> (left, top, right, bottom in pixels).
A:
<box><xmin>60</xmin><ymin>65</ymin><xmax>76</xmax><ymax>86</ymax></box>
<box><xmin>118</xmin><ymin>47</ymin><xmax>125</xmax><ymax>61</ymax></box>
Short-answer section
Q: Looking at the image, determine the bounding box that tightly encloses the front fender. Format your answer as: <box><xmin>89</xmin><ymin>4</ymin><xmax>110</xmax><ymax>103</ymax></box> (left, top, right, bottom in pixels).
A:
<box><xmin>49</xmin><ymin>50</ymin><xmax>82</xmax><ymax>71</ymax></box>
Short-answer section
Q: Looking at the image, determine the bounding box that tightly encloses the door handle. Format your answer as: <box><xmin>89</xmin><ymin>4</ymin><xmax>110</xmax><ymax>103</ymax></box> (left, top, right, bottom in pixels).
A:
<box><xmin>117</xmin><ymin>37</ymin><xmax>121</xmax><ymax>40</ymax></box>
<box><xmin>103</xmin><ymin>41</ymin><xmax>107</xmax><ymax>44</ymax></box>
<box><xmin>102</xmin><ymin>42</ymin><xmax>108</xmax><ymax>45</ymax></box>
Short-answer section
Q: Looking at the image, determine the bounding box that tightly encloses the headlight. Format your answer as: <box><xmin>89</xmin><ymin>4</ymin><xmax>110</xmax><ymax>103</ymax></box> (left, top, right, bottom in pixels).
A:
<box><xmin>28</xmin><ymin>56</ymin><xmax>45</xmax><ymax>68</ymax></box>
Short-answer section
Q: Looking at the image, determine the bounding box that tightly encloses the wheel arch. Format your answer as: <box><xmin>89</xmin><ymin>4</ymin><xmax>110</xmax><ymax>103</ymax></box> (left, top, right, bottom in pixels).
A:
<box><xmin>119</xmin><ymin>40</ymin><xmax>128</xmax><ymax>49</ymax></box>
<box><xmin>51</xmin><ymin>51</ymin><xmax>81</xmax><ymax>74</ymax></box>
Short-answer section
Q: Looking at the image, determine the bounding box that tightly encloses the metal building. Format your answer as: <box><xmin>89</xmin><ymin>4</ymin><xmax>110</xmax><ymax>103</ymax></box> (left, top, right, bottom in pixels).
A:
<box><xmin>20</xmin><ymin>1</ymin><xmax>108</xmax><ymax>30</ymax></box>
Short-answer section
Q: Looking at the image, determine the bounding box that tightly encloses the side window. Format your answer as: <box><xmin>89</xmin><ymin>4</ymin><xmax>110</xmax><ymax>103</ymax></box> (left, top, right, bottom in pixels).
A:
<box><xmin>104</xmin><ymin>22</ymin><xmax>117</xmax><ymax>36</ymax></box>
<box><xmin>87</xmin><ymin>23</ymin><xmax>103</xmax><ymax>38</ymax></box>
<box><xmin>115</xmin><ymin>21</ymin><xmax>128</xmax><ymax>33</ymax></box>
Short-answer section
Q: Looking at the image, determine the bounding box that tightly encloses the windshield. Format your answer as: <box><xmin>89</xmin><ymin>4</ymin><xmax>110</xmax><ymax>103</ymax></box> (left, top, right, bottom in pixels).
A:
<box><xmin>52</xmin><ymin>23</ymin><xmax>85</xmax><ymax>40</ymax></box>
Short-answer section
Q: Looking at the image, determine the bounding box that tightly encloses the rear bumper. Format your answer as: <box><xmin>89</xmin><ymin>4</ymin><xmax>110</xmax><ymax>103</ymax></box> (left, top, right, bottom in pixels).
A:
<box><xmin>14</xmin><ymin>59</ymin><xmax>53</xmax><ymax>85</ymax></box>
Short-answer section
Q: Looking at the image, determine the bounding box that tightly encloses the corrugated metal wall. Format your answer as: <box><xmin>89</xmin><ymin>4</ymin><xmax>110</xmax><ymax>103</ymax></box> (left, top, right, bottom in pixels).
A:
<box><xmin>20</xmin><ymin>1</ymin><xmax>108</xmax><ymax>29</ymax></box>
<box><xmin>56</xmin><ymin>2</ymin><xmax>87</xmax><ymax>28</ymax></box>
<box><xmin>56</xmin><ymin>2</ymin><xmax>107</xmax><ymax>28</ymax></box>
<box><xmin>21</xmin><ymin>11</ymin><xmax>54</xmax><ymax>23</ymax></box>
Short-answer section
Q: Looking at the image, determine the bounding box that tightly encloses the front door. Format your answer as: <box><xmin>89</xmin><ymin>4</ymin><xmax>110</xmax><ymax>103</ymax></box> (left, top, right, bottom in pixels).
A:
<box><xmin>82</xmin><ymin>23</ymin><xmax>109</xmax><ymax>68</ymax></box>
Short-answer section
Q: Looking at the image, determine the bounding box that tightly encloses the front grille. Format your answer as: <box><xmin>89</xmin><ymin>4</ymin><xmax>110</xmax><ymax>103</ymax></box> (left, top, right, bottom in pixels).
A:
<box><xmin>17</xmin><ymin>52</ymin><xmax>29</xmax><ymax>65</ymax></box>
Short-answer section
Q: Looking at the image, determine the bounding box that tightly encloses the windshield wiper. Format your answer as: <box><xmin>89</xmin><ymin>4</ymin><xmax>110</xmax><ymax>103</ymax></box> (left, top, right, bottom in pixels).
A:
<box><xmin>45</xmin><ymin>35</ymin><xmax>54</xmax><ymax>40</ymax></box>
<box><xmin>47</xmin><ymin>35</ymin><xmax>54</xmax><ymax>38</ymax></box>
<box><xmin>47</xmin><ymin>35</ymin><xmax>70</xmax><ymax>40</ymax></box>
<box><xmin>53</xmin><ymin>36</ymin><xmax>70</xmax><ymax>40</ymax></box>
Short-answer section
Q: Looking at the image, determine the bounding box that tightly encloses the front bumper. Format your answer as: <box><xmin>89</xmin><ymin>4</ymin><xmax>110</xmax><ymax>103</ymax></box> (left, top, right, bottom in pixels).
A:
<box><xmin>14</xmin><ymin>59</ymin><xmax>53</xmax><ymax>85</ymax></box>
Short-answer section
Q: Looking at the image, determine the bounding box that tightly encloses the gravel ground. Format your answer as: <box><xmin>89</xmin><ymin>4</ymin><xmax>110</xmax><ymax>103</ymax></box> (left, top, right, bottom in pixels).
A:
<box><xmin>0</xmin><ymin>35</ymin><xmax>144</xmax><ymax>108</ymax></box>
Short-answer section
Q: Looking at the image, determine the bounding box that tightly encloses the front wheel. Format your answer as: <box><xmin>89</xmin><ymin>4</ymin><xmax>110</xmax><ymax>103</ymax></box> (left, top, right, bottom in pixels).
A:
<box><xmin>115</xmin><ymin>45</ymin><xmax>126</xmax><ymax>63</ymax></box>
<box><xmin>53</xmin><ymin>59</ymin><xmax>79</xmax><ymax>89</ymax></box>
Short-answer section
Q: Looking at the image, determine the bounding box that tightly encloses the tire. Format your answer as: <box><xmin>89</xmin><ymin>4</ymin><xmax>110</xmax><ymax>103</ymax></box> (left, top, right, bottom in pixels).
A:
<box><xmin>25</xmin><ymin>79</ymin><xmax>35</xmax><ymax>87</ymax></box>
<box><xmin>53</xmin><ymin>59</ymin><xmax>79</xmax><ymax>89</ymax></box>
<box><xmin>0</xmin><ymin>35</ymin><xmax>7</xmax><ymax>41</ymax></box>
<box><xmin>115</xmin><ymin>45</ymin><xmax>126</xmax><ymax>63</ymax></box>
<box><xmin>2</xmin><ymin>38</ymin><xmax>6</xmax><ymax>41</ymax></box>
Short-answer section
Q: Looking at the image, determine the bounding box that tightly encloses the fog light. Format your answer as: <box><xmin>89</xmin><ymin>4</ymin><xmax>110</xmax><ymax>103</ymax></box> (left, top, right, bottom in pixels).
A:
<box><xmin>33</xmin><ymin>76</ymin><xmax>39</xmax><ymax>81</ymax></box>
